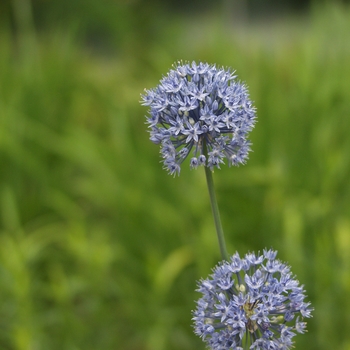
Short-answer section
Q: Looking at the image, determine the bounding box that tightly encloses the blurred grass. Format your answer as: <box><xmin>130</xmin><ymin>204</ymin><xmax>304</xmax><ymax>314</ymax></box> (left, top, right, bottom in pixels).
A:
<box><xmin>1</xmin><ymin>1</ymin><xmax>350</xmax><ymax>349</ymax></box>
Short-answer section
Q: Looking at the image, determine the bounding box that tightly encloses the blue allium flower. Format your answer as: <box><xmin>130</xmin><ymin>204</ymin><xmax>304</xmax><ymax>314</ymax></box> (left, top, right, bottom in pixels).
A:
<box><xmin>141</xmin><ymin>61</ymin><xmax>256</xmax><ymax>175</ymax></box>
<box><xmin>193</xmin><ymin>249</ymin><xmax>313</xmax><ymax>350</ymax></box>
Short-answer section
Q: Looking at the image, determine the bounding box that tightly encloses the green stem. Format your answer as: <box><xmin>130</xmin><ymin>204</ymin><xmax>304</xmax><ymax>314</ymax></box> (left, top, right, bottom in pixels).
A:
<box><xmin>204</xmin><ymin>165</ymin><xmax>229</xmax><ymax>261</ymax></box>
<box><xmin>11</xmin><ymin>0</ymin><xmax>37</xmax><ymax>57</ymax></box>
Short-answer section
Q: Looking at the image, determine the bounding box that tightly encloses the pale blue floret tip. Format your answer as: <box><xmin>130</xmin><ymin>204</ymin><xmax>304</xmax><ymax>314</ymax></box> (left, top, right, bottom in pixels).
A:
<box><xmin>192</xmin><ymin>249</ymin><xmax>313</xmax><ymax>350</ymax></box>
<box><xmin>141</xmin><ymin>61</ymin><xmax>257</xmax><ymax>175</ymax></box>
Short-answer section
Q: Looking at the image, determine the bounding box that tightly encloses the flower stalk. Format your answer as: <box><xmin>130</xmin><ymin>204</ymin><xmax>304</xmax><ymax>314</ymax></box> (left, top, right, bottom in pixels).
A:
<box><xmin>204</xmin><ymin>144</ymin><xmax>229</xmax><ymax>261</ymax></box>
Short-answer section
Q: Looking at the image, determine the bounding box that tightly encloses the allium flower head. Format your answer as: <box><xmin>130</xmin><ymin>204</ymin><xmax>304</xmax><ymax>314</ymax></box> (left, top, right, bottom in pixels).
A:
<box><xmin>193</xmin><ymin>249</ymin><xmax>313</xmax><ymax>350</ymax></box>
<box><xmin>141</xmin><ymin>61</ymin><xmax>256</xmax><ymax>175</ymax></box>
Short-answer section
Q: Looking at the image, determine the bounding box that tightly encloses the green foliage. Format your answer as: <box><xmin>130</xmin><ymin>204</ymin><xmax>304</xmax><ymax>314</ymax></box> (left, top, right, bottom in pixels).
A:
<box><xmin>1</xmin><ymin>2</ymin><xmax>350</xmax><ymax>349</ymax></box>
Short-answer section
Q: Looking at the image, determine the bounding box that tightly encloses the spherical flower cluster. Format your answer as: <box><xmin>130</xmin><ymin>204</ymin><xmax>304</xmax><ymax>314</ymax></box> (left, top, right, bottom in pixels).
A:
<box><xmin>141</xmin><ymin>61</ymin><xmax>256</xmax><ymax>175</ymax></box>
<box><xmin>193</xmin><ymin>249</ymin><xmax>313</xmax><ymax>350</ymax></box>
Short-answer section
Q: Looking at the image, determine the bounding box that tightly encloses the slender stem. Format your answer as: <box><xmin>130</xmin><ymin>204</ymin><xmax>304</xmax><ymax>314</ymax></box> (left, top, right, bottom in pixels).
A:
<box><xmin>204</xmin><ymin>165</ymin><xmax>229</xmax><ymax>261</ymax></box>
<box><xmin>11</xmin><ymin>0</ymin><xmax>38</xmax><ymax>57</ymax></box>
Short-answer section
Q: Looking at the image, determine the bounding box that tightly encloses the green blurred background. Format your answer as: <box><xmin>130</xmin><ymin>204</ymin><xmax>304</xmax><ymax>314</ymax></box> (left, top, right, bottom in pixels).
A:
<box><xmin>1</xmin><ymin>0</ymin><xmax>350</xmax><ymax>349</ymax></box>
